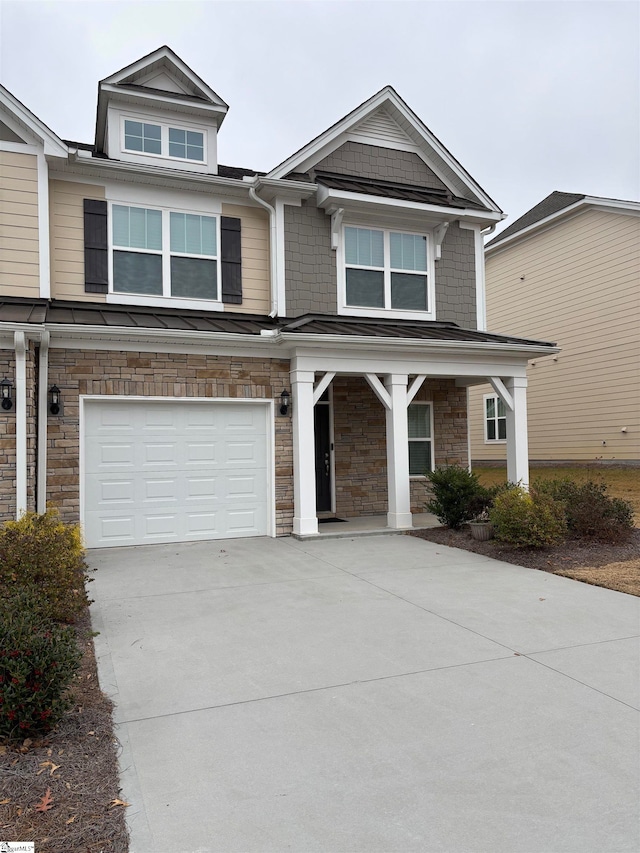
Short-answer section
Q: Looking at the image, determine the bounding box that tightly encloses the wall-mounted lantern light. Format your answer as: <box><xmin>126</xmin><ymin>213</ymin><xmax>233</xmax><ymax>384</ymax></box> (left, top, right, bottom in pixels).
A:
<box><xmin>1</xmin><ymin>378</ymin><xmax>13</xmax><ymax>411</ymax></box>
<box><xmin>49</xmin><ymin>385</ymin><xmax>61</xmax><ymax>415</ymax></box>
<box><xmin>279</xmin><ymin>389</ymin><xmax>290</xmax><ymax>416</ymax></box>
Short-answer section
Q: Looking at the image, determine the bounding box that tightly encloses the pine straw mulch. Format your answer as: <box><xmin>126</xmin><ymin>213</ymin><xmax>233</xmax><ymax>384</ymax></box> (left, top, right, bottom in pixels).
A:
<box><xmin>410</xmin><ymin>526</ymin><xmax>640</xmax><ymax>596</ymax></box>
<box><xmin>0</xmin><ymin>609</ymin><xmax>129</xmax><ymax>852</ymax></box>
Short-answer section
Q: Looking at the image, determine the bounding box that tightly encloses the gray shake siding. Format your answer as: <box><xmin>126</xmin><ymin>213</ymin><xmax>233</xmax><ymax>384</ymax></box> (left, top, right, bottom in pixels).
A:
<box><xmin>314</xmin><ymin>141</ymin><xmax>447</xmax><ymax>190</ymax></box>
<box><xmin>435</xmin><ymin>223</ymin><xmax>476</xmax><ymax>326</ymax></box>
<box><xmin>284</xmin><ymin>201</ymin><xmax>337</xmax><ymax>316</ymax></box>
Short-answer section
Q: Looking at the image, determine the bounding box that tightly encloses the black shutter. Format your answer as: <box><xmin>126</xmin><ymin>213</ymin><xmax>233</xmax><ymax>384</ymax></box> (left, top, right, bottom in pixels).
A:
<box><xmin>221</xmin><ymin>216</ymin><xmax>242</xmax><ymax>304</ymax></box>
<box><xmin>84</xmin><ymin>199</ymin><xmax>108</xmax><ymax>294</ymax></box>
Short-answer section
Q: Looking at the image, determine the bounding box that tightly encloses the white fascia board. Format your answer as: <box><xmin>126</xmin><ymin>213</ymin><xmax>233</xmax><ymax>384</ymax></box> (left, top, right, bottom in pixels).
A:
<box><xmin>100</xmin><ymin>47</ymin><xmax>229</xmax><ymax>110</ymax></box>
<box><xmin>484</xmin><ymin>197</ymin><xmax>640</xmax><ymax>256</ymax></box>
<box><xmin>280</xmin><ymin>332</ymin><xmax>558</xmax><ymax>359</ymax></box>
<box><xmin>45</xmin><ymin>324</ymin><xmax>281</xmax><ymax>355</ymax></box>
<box><xmin>56</xmin><ymin>156</ymin><xmax>255</xmax><ymax>198</ymax></box>
<box><xmin>290</xmin><ymin>348</ymin><xmax>532</xmax><ymax>380</ymax></box>
<box><xmin>267</xmin><ymin>87</ymin><xmax>398</xmax><ymax>179</ymax></box>
<box><xmin>99</xmin><ymin>84</ymin><xmax>227</xmax><ymax>121</ymax></box>
<box><xmin>0</xmin><ymin>85</ymin><xmax>68</xmax><ymax>158</ymax></box>
<box><xmin>317</xmin><ymin>185</ymin><xmax>502</xmax><ymax>226</ymax></box>
<box><xmin>252</xmin><ymin>177</ymin><xmax>317</xmax><ymax>204</ymax></box>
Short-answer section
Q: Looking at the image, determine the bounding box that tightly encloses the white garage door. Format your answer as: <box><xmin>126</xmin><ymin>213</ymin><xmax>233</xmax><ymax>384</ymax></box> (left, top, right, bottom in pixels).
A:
<box><xmin>83</xmin><ymin>399</ymin><xmax>269</xmax><ymax>548</ymax></box>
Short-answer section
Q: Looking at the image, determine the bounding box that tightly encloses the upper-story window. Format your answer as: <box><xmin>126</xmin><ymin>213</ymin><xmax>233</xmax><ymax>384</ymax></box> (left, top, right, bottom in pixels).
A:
<box><xmin>342</xmin><ymin>226</ymin><xmax>431</xmax><ymax>317</ymax></box>
<box><xmin>122</xmin><ymin>119</ymin><xmax>205</xmax><ymax>163</ymax></box>
<box><xmin>112</xmin><ymin>204</ymin><xmax>219</xmax><ymax>300</ymax></box>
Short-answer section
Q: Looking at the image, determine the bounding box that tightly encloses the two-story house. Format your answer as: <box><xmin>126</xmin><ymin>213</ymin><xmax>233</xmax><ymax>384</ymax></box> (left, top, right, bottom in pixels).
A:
<box><xmin>0</xmin><ymin>47</ymin><xmax>555</xmax><ymax>547</ymax></box>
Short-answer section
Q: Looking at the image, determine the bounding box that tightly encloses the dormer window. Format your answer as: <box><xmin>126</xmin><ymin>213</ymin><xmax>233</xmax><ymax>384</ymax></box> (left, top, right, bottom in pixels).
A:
<box><xmin>122</xmin><ymin>118</ymin><xmax>205</xmax><ymax>163</ymax></box>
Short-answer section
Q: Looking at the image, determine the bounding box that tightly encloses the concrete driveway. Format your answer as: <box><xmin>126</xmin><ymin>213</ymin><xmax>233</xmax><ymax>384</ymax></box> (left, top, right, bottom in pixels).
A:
<box><xmin>88</xmin><ymin>534</ymin><xmax>640</xmax><ymax>853</ymax></box>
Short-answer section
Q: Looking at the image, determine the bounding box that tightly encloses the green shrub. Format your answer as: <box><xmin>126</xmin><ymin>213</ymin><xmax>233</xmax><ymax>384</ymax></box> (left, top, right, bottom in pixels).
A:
<box><xmin>426</xmin><ymin>465</ymin><xmax>496</xmax><ymax>530</ymax></box>
<box><xmin>0</xmin><ymin>589</ymin><xmax>82</xmax><ymax>740</ymax></box>
<box><xmin>0</xmin><ymin>510</ymin><xmax>91</xmax><ymax>623</ymax></box>
<box><xmin>489</xmin><ymin>485</ymin><xmax>566</xmax><ymax>548</ymax></box>
<box><xmin>535</xmin><ymin>478</ymin><xmax>635</xmax><ymax>543</ymax></box>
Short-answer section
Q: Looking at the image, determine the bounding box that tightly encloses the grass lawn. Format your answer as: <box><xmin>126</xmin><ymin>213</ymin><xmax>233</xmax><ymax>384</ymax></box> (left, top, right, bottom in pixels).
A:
<box><xmin>474</xmin><ymin>464</ymin><xmax>640</xmax><ymax>519</ymax></box>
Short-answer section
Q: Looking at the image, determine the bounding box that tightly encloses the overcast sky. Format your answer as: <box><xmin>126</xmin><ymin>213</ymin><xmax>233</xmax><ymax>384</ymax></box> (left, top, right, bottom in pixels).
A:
<box><xmin>1</xmin><ymin>1</ymin><xmax>638</xmax><ymax>234</ymax></box>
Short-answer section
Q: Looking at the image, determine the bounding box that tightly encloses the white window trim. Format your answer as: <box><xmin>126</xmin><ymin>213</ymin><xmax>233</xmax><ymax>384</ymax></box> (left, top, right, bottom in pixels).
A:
<box><xmin>408</xmin><ymin>400</ymin><xmax>434</xmax><ymax>478</ymax></box>
<box><xmin>119</xmin><ymin>114</ymin><xmax>208</xmax><ymax>166</ymax></box>
<box><xmin>337</xmin><ymin>223</ymin><xmax>436</xmax><ymax>321</ymax></box>
<box><xmin>483</xmin><ymin>393</ymin><xmax>507</xmax><ymax>444</ymax></box>
<box><xmin>108</xmin><ymin>200</ymin><xmax>222</xmax><ymax>309</ymax></box>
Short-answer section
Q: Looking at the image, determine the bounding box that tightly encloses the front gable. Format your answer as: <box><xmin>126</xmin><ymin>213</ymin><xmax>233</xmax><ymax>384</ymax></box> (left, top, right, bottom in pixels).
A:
<box><xmin>268</xmin><ymin>88</ymin><xmax>501</xmax><ymax>214</ymax></box>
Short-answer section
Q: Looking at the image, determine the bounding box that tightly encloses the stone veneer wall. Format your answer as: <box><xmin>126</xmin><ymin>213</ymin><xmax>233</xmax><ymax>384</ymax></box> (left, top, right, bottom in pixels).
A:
<box><xmin>26</xmin><ymin>343</ymin><xmax>37</xmax><ymax>513</ymax></box>
<box><xmin>332</xmin><ymin>377</ymin><xmax>468</xmax><ymax>517</ymax></box>
<box><xmin>46</xmin><ymin>350</ymin><xmax>294</xmax><ymax>535</ymax></box>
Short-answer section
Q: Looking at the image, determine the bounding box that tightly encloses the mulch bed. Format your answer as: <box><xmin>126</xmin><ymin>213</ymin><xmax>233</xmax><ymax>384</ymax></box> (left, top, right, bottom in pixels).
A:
<box><xmin>411</xmin><ymin>527</ymin><xmax>640</xmax><ymax>596</ymax></box>
<box><xmin>0</xmin><ymin>610</ymin><xmax>129</xmax><ymax>852</ymax></box>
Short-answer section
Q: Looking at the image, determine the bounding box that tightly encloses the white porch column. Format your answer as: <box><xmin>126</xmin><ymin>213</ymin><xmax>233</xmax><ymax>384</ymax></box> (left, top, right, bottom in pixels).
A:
<box><xmin>505</xmin><ymin>376</ymin><xmax>529</xmax><ymax>488</ymax></box>
<box><xmin>384</xmin><ymin>374</ymin><xmax>413</xmax><ymax>529</ymax></box>
<box><xmin>14</xmin><ymin>331</ymin><xmax>27</xmax><ymax>518</ymax></box>
<box><xmin>291</xmin><ymin>368</ymin><xmax>318</xmax><ymax>536</ymax></box>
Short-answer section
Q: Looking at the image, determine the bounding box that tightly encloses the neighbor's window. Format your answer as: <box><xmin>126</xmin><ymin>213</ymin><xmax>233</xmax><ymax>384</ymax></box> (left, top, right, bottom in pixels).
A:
<box><xmin>123</xmin><ymin>120</ymin><xmax>205</xmax><ymax>162</ymax></box>
<box><xmin>485</xmin><ymin>395</ymin><xmax>507</xmax><ymax>441</ymax></box>
<box><xmin>408</xmin><ymin>403</ymin><xmax>433</xmax><ymax>475</ymax></box>
<box><xmin>112</xmin><ymin>204</ymin><xmax>218</xmax><ymax>300</ymax></box>
<box><xmin>345</xmin><ymin>226</ymin><xmax>428</xmax><ymax>312</ymax></box>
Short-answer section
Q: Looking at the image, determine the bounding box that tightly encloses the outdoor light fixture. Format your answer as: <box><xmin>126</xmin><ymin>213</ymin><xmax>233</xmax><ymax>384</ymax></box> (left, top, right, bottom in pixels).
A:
<box><xmin>1</xmin><ymin>378</ymin><xmax>13</xmax><ymax>411</ymax></box>
<box><xmin>49</xmin><ymin>385</ymin><xmax>61</xmax><ymax>416</ymax></box>
<box><xmin>279</xmin><ymin>389</ymin><xmax>290</xmax><ymax>416</ymax></box>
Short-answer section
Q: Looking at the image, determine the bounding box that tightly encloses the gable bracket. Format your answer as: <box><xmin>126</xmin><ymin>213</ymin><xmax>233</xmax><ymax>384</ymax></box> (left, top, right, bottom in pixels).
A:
<box><xmin>330</xmin><ymin>208</ymin><xmax>344</xmax><ymax>250</ymax></box>
<box><xmin>434</xmin><ymin>222</ymin><xmax>450</xmax><ymax>261</ymax></box>
<box><xmin>489</xmin><ymin>377</ymin><xmax>514</xmax><ymax>412</ymax></box>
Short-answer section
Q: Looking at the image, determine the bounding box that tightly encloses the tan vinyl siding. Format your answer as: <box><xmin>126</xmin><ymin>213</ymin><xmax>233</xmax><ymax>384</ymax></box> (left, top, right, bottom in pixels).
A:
<box><xmin>222</xmin><ymin>203</ymin><xmax>270</xmax><ymax>314</ymax></box>
<box><xmin>470</xmin><ymin>208</ymin><xmax>640</xmax><ymax>462</ymax></box>
<box><xmin>0</xmin><ymin>151</ymin><xmax>40</xmax><ymax>295</ymax></box>
<box><xmin>49</xmin><ymin>179</ymin><xmax>106</xmax><ymax>302</ymax></box>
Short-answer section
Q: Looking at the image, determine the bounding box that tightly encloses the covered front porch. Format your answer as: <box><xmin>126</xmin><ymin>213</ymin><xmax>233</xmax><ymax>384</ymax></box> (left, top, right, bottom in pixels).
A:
<box><xmin>283</xmin><ymin>327</ymin><xmax>556</xmax><ymax>538</ymax></box>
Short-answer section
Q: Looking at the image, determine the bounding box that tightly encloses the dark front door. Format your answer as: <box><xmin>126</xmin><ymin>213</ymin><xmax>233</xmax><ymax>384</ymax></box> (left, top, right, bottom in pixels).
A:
<box><xmin>314</xmin><ymin>404</ymin><xmax>332</xmax><ymax>512</ymax></box>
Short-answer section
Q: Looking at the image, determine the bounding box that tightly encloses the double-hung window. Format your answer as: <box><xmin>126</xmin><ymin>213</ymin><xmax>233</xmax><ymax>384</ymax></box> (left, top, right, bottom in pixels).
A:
<box><xmin>485</xmin><ymin>394</ymin><xmax>507</xmax><ymax>442</ymax></box>
<box><xmin>344</xmin><ymin>226</ymin><xmax>428</xmax><ymax>312</ymax></box>
<box><xmin>112</xmin><ymin>204</ymin><xmax>218</xmax><ymax>301</ymax></box>
<box><xmin>123</xmin><ymin>119</ymin><xmax>205</xmax><ymax>163</ymax></box>
<box><xmin>408</xmin><ymin>403</ymin><xmax>433</xmax><ymax>475</ymax></box>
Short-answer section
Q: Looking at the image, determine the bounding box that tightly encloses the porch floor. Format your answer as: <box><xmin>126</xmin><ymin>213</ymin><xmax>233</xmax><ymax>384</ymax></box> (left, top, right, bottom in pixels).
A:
<box><xmin>299</xmin><ymin>512</ymin><xmax>441</xmax><ymax>539</ymax></box>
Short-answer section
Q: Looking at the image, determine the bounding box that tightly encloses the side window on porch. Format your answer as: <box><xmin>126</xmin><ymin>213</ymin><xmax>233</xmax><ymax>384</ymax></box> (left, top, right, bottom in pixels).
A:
<box><xmin>485</xmin><ymin>395</ymin><xmax>507</xmax><ymax>441</ymax></box>
<box><xmin>408</xmin><ymin>403</ymin><xmax>432</xmax><ymax>475</ymax></box>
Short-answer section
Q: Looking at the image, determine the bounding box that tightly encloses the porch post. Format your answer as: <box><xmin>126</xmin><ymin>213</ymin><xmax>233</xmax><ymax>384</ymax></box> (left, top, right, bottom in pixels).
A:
<box><xmin>505</xmin><ymin>376</ymin><xmax>529</xmax><ymax>488</ymax></box>
<box><xmin>291</xmin><ymin>368</ymin><xmax>318</xmax><ymax>536</ymax></box>
<box><xmin>384</xmin><ymin>374</ymin><xmax>413</xmax><ymax>529</ymax></box>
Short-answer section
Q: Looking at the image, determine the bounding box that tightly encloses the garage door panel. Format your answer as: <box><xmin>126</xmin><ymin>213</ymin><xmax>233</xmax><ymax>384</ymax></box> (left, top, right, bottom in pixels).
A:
<box><xmin>84</xmin><ymin>401</ymin><xmax>269</xmax><ymax>547</ymax></box>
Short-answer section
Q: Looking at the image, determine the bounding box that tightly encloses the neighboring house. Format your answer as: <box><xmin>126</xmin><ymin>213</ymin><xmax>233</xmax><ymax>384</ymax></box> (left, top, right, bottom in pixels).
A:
<box><xmin>469</xmin><ymin>191</ymin><xmax>640</xmax><ymax>467</ymax></box>
<box><xmin>0</xmin><ymin>46</ymin><xmax>555</xmax><ymax>547</ymax></box>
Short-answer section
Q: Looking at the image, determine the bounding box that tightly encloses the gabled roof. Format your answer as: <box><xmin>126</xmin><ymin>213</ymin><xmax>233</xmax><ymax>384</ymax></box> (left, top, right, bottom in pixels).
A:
<box><xmin>486</xmin><ymin>191</ymin><xmax>640</xmax><ymax>251</ymax></box>
<box><xmin>95</xmin><ymin>46</ymin><xmax>228</xmax><ymax>152</ymax></box>
<box><xmin>267</xmin><ymin>86</ymin><xmax>502</xmax><ymax>214</ymax></box>
<box><xmin>0</xmin><ymin>84</ymin><xmax>68</xmax><ymax>157</ymax></box>
<box><xmin>486</xmin><ymin>192</ymin><xmax>585</xmax><ymax>248</ymax></box>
